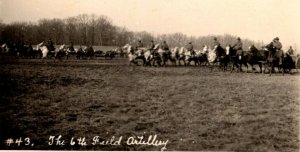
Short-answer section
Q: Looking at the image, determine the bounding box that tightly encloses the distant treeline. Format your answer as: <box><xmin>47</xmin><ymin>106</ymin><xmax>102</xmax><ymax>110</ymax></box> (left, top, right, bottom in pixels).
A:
<box><xmin>0</xmin><ymin>14</ymin><xmax>261</xmax><ymax>50</ymax></box>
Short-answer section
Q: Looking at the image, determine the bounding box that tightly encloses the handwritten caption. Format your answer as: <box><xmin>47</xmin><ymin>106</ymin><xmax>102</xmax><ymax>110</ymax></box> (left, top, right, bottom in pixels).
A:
<box><xmin>4</xmin><ymin>134</ymin><xmax>168</xmax><ymax>151</ymax></box>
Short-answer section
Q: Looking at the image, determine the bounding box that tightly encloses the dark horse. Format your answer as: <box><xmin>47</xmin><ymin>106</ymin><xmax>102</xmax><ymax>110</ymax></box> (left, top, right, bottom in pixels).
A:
<box><xmin>84</xmin><ymin>46</ymin><xmax>95</xmax><ymax>60</ymax></box>
<box><xmin>246</xmin><ymin>45</ymin><xmax>268</xmax><ymax>73</ymax></box>
<box><xmin>214</xmin><ymin>45</ymin><xmax>230</xmax><ymax>71</ymax></box>
<box><xmin>225</xmin><ymin>45</ymin><xmax>250</xmax><ymax>72</ymax></box>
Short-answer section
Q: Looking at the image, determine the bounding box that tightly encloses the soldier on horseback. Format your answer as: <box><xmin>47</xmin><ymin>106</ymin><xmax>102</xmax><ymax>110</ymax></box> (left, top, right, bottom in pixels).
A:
<box><xmin>46</xmin><ymin>38</ymin><xmax>55</xmax><ymax>52</ymax></box>
<box><xmin>148</xmin><ymin>40</ymin><xmax>155</xmax><ymax>54</ymax></box>
<box><xmin>272</xmin><ymin>37</ymin><xmax>282</xmax><ymax>51</ymax></box>
<box><xmin>271</xmin><ymin>37</ymin><xmax>283</xmax><ymax>64</ymax></box>
<box><xmin>136</xmin><ymin>40</ymin><xmax>144</xmax><ymax>50</ymax></box>
<box><xmin>161</xmin><ymin>41</ymin><xmax>170</xmax><ymax>52</ymax></box>
<box><xmin>287</xmin><ymin>46</ymin><xmax>294</xmax><ymax>56</ymax></box>
<box><xmin>187</xmin><ymin>42</ymin><xmax>195</xmax><ymax>56</ymax></box>
<box><xmin>213</xmin><ymin>37</ymin><xmax>220</xmax><ymax>47</ymax></box>
<box><xmin>232</xmin><ymin>37</ymin><xmax>243</xmax><ymax>60</ymax></box>
<box><xmin>68</xmin><ymin>41</ymin><xmax>75</xmax><ymax>52</ymax></box>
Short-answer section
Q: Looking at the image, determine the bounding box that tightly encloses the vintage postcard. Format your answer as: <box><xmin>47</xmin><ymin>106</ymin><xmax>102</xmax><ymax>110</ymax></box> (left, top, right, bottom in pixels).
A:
<box><xmin>0</xmin><ymin>0</ymin><xmax>299</xmax><ymax>151</ymax></box>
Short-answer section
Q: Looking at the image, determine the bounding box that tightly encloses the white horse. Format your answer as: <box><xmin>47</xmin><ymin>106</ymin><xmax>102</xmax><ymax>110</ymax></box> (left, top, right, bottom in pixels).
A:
<box><xmin>54</xmin><ymin>44</ymin><xmax>69</xmax><ymax>59</ymax></box>
<box><xmin>36</xmin><ymin>42</ymin><xmax>49</xmax><ymax>59</ymax></box>
<box><xmin>123</xmin><ymin>43</ymin><xmax>146</xmax><ymax>65</ymax></box>
<box><xmin>170</xmin><ymin>47</ymin><xmax>180</xmax><ymax>64</ymax></box>
<box><xmin>178</xmin><ymin>47</ymin><xmax>199</xmax><ymax>65</ymax></box>
<box><xmin>207</xmin><ymin>45</ymin><xmax>218</xmax><ymax>63</ymax></box>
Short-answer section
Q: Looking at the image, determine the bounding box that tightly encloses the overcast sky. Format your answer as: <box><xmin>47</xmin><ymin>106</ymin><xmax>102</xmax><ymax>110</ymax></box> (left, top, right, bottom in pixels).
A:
<box><xmin>0</xmin><ymin>0</ymin><xmax>299</xmax><ymax>50</ymax></box>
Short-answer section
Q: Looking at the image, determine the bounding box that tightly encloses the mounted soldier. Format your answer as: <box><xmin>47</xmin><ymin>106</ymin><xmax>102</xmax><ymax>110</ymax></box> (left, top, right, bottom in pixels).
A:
<box><xmin>136</xmin><ymin>40</ymin><xmax>144</xmax><ymax>50</ymax></box>
<box><xmin>271</xmin><ymin>37</ymin><xmax>283</xmax><ymax>64</ymax></box>
<box><xmin>187</xmin><ymin>42</ymin><xmax>195</xmax><ymax>56</ymax></box>
<box><xmin>148</xmin><ymin>40</ymin><xmax>156</xmax><ymax>54</ymax></box>
<box><xmin>287</xmin><ymin>46</ymin><xmax>294</xmax><ymax>56</ymax></box>
<box><xmin>213</xmin><ymin>37</ymin><xmax>221</xmax><ymax>47</ymax></box>
<box><xmin>46</xmin><ymin>38</ymin><xmax>55</xmax><ymax>52</ymax></box>
<box><xmin>232</xmin><ymin>37</ymin><xmax>243</xmax><ymax>60</ymax></box>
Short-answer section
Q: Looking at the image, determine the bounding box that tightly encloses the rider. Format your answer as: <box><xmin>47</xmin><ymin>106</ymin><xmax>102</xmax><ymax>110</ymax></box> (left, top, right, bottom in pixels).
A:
<box><xmin>148</xmin><ymin>40</ymin><xmax>155</xmax><ymax>54</ymax></box>
<box><xmin>213</xmin><ymin>37</ymin><xmax>221</xmax><ymax>47</ymax></box>
<box><xmin>232</xmin><ymin>37</ymin><xmax>243</xmax><ymax>60</ymax></box>
<box><xmin>68</xmin><ymin>41</ymin><xmax>75</xmax><ymax>52</ymax></box>
<box><xmin>136</xmin><ymin>40</ymin><xmax>144</xmax><ymax>50</ymax></box>
<box><xmin>287</xmin><ymin>46</ymin><xmax>294</xmax><ymax>55</ymax></box>
<box><xmin>272</xmin><ymin>37</ymin><xmax>282</xmax><ymax>51</ymax></box>
<box><xmin>46</xmin><ymin>38</ymin><xmax>55</xmax><ymax>51</ymax></box>
<box><xmin>270</xmin><ymin>37</ymin><xmax>283</xmax><ymax>65</ymax></box>
<box><xmin>161</xmin><ymin>41</ymin><xmax>169</xmax><ymax>51</ymax></box>
<box><xmin>187</xmin><ymin>42</ymin><xmax>195</xmax><ymax>56</ymax></box>
<box><xmin>249</xmin><ymin>44</ymin><xmax>258</xmax><ymax>56</ymax></box>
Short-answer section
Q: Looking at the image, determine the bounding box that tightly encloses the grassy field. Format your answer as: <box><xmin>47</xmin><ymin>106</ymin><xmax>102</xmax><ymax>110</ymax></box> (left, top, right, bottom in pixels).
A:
<box><xmin>0</xmin><ymin>58</ymin><xmax>299</xmax><ymax>151</ymax></box>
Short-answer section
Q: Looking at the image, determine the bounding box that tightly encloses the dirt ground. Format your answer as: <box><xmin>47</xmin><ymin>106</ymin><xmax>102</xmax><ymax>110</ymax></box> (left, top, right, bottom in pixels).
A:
<box><xmin>0</xmin><ymin>58</ymin><xmax>299</xmax><ymax>151</ymax></box>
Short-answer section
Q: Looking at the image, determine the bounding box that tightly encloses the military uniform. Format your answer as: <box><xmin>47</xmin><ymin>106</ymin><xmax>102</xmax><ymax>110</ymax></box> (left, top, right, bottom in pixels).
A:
<box><xmin>47</xmin><ymin>39</ymin><xmax>55</xmax><ymax>51</ymax></box>
<box><xmin>136</xmin><ymin>41</ymin><xmax>144</xmax><ymax>50</ymax></box>
<box><xmin>288</xmin><ymin>47</ymin><xmax>294</xmax><ymax>55</ymax></box>
<box><xmin>272</xmin><ymin>40</ymin><xmax>282</xmax><ymax>51</ymax></box>
<box><xmin>161</xmin><ymin>41</ymin><xmax>169</xmax><ymax>51</ymax></box>
<box><xmin>187</xmin><ymin>43</ymin><xmax>194</xmax><ymax>51</ymax></box>
<box><xmin>68</xmin><ymin>42</ymin><xmax>75</xmax><ymax>52</ymax></box>
<box><xmin>232</xmin><ymin>38</ymin><xmax>243</xmax><ymax>57</ymax></box>
<box><xmin>187</xmin><ymin>42</ymin><xmax>195</xmax><ymax>56</ymax></box>
<box><xmin>271</xmin><ymin>37</ymin><xmax>283</xmax><ymax>65</ymax></box>
<box><xmin>149</xmin><ymin>41</ymin><xmax>155</xmax><ymax>54</ymax></box>
<box><xmin>212</xmin><ymin>37</ymin><xmax>220</xmax><ymax>47</ymax></box>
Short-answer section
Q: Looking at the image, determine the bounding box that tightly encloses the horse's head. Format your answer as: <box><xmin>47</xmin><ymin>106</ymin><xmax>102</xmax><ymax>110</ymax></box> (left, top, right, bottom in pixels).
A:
<box><xmin>153</xmin><ymin>43</ymin><xmax>160</xmax><ymax>50</ymax></box>
<box><xmin>122</xmin><ymin>43</ymin><xmax>133</xmax><ymax>54</ymax></box>
<box><xmin>36</xmin><ymin>41</ymin><xmax>45</xmax><ymax>50</ymax></box>
<box><xmin>59</xmin><ymin>44</ymin><xmax>65</xmax><ymax>50</ymax></box>
<box><xmin>203</xmin><ymin>45</ymin><xmax>208</xmax><ymax>51</ymax></box>
<box><xmin>122</xmin><ymin>43</ymin><xmax>130</xmax><ymax>49</ymax></box>
<box><xmin>179</xmin><ymin>47</ymin><xmax>186</xmax><ymax>54</ymax></box>
<box><xmin>226</xmin><ymin>45</ymin><xmax>231</xmax><ymax>54</ymax></box>
<box><xmin>173</xmin><ymin>47</ymin><xmax>179</xmax><ymax>53</ymax></box>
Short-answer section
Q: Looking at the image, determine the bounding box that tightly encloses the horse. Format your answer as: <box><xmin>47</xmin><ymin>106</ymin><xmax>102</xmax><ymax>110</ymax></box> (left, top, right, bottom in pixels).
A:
<box><xmin>114</xmin><ymin>47</ymin><xmax>126</xmax><ymax>58</ymax></box>
<box><xmin>280</xmin><ymin>53</ymin><xmax>298</xmax><ymax>74</ymax></box>
<box><xmin>18</xmin><ymin>45</ymin><xmax>42</xmax><ymax>59</ymax></box>
<box><xmin>1</xmin><ymin>44</ymin><xmax>9</xmax><ymax>55</ymax></box>
<box><xmin>196</xmin><ymin>45</ymin><xmax>210</xmax><ymax>65</ymax></box>
<box><xmin>156</xmin><ymin>45</ymin><xmax>176</xmax><ymax>66</ymax></box>
<box><xmin>36</xmin><ymin>42</ymin><xmax>49</xmax><ymax>59</ymax></box>
<box><xmin>246</xmin><ymin>45</ymin><xmax>268</xmax><ymax>73</ymax></box>
<box><xmin>180</xmin><ymin>47</ymin><xmax>200</xmax><ymax>66</ymax></box>
<box><xmin>65</xmin><ymin>46</ymin><xmax>77</xmax><ymax>59</ymax></box>
<box><xmin>83</xmin><ymin>46</ymin><xmax>95</xmax><ymax>60</ymax></box>
<box><xmin>75</xmin><ymin>47</ymin><xmax>85</xmax><ymax>59</ymax></box>
<box><xmin>104</xmin><ymin>50</ymin><xmax>116</xmax><ymax>60</ymax></box>
<box><xmin>225</xmin><ymin>45</ymin><xmax>249</xmax><ymax>72</ymax></box>
<box><xmin>54</xmin><ymin>44</ymin><xmax>69</xmax><ymax>60</ymax></box>
<box><xmin>170</xmin><ymin>47</ymin><xmax>180</xmax><ymax>65</ymax></box>
<box><xmin>123</xmin><ymin>44</ymin><xmax>146</xmax><ymax>65</ymax></box>
<box><xmin>213</xmin><ymin>45</ymin><xmax>230</xmax><ymax>71</ymax></box>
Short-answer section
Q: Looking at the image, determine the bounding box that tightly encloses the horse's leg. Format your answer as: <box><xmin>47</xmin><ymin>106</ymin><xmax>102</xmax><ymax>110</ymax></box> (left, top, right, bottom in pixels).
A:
<box><xmin>258</xmin><ymin>63</ymin><xmax>262</xmax><ymax>73</ymax></box>
<box><xmin>142</xmin><ymin>57</ymin><xmax>146</xmax><ymax>66</ymax></box>
<box><xmin>269</xmin><ymin>63</ymin><xmax>273</xmax><ymax>76</ymax></box>
<box><xmin>244</xmin><ymin>62</ymin><xmax>249</xmax><ymax>73</ymax></box>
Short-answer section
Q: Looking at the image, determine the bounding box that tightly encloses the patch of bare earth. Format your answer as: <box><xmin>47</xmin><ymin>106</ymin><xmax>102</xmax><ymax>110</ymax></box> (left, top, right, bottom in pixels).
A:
<box><xmin>0</xmin><ymin>61</ymin><xmax>299</xmax><ymax>151</ymax></box>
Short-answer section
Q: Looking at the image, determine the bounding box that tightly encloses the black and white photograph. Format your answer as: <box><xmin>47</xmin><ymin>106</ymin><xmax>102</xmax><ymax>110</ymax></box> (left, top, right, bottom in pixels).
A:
<box><xmin>0</xmin><ymin>0</ymin><xmax>299</xmax><ymax>151</ymax></box>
